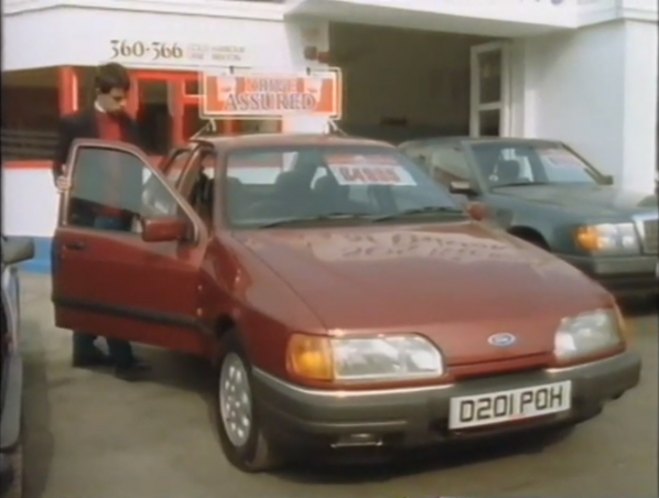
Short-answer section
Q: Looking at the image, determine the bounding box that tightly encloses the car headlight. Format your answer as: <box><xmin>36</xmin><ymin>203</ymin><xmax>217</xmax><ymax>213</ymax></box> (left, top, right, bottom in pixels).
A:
<box><xmin>554</xmin><ymin>309</ymin><xmax>623</xmax><ymax>362</ymax></box>
<box><xmin>286</xmin><ymin>333</ymin><xmax>445</xmax><ymax>383</ymax></box>
<box><xmin>575</xmin><ymin>223</ymin><xmax>640</xmax><ymax>254</ymax></box>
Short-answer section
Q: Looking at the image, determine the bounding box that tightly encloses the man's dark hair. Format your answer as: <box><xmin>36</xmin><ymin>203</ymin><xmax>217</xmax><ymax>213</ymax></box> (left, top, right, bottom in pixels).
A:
<box><xmin>94</xmin><ymin>62</ymin><xmax>131</xmax><ymax>94</ymax></box>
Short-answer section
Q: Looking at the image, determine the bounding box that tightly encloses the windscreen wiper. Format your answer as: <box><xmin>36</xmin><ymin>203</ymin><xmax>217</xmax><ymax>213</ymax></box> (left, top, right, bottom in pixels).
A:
<box><xmin>370</xmin><ymin>206</ymin><xmax>465</xmax><ymax>222</ymax></box>
<box><xmin>258</xmin><ymin>212</ymin><xmax>373</xmax><ymax>228</ymax></box>
<box><xmin>492</xmin><ymin>181</ymin><xmax>550</xmax><ymax>188</ymax></box>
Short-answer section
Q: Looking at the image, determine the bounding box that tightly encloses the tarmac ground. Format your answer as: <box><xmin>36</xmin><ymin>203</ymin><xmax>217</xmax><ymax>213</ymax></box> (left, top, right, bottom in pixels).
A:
<box><xmin>18</xmin><ymin>274</ymin><xmax>658</xmax><ymax>498</ymax></box>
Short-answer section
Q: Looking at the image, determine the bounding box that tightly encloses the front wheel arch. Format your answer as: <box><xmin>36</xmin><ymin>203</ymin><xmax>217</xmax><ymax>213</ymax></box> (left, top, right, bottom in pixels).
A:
<box><xmin>508</xmin><ymin>226</ymin><xmax>551</xmax><ymax>251</ymax></box>
<box><xmin>210</xmin><ymin>313</ymin><xmax>240</xmax><ymax>367</ymax></box>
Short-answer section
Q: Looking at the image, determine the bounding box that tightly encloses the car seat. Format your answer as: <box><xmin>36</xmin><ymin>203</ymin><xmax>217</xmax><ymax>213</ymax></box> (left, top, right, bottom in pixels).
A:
<box><xmin>313</xmin><ymin>174</ymin><xmax>349</xmax><ymax>212</ymax></box>
<box><xmin>268</xmin><ymin>171</ymin><xmax>314</xmax><ymax>217</ymax></box>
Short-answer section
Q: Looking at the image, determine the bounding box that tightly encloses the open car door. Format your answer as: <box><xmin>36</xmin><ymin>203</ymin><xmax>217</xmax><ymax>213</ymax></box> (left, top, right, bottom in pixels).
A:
<box><xmin>51</xmin><ymin>139</ymin><xmax>211</xmax><ymax>356</ymax></box>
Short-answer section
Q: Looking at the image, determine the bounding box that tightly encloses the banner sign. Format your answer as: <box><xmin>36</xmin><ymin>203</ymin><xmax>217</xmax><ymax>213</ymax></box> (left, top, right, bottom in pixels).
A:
<box><xmin>200</xmin><ymin>68</ymin><xmax>342</xmax><ymax>119</ymax></box>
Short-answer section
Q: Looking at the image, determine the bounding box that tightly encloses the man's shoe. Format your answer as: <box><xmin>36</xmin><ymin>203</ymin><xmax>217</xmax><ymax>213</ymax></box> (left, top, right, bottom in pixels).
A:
<box><xmin>72</xmin><ymin>349</ymin><xmax>114</xmax><ymax>368</ymax></box>
<box><xmin>130</xmin><ymin>358</ymin><xmax>151</xmax><ymax>371</ymax></box>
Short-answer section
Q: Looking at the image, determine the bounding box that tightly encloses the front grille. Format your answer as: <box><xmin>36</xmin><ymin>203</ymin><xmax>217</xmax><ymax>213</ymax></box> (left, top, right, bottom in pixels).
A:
<box><xmin>450</xmin><ymin>355</ymin><xmax>549</xmax><ymax>381</ymax></box>
<box><xmin>641</xmin><ymin>218</ymin><xmax>658</xmax><ymax>254</ymax></box>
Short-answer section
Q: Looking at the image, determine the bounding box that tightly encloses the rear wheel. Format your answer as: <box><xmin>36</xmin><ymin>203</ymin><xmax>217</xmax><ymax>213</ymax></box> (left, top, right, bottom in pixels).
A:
<box><xmin>214</xmin><ymin>331</ymin><xmax>284</xmax><ymax>472</ymax></box>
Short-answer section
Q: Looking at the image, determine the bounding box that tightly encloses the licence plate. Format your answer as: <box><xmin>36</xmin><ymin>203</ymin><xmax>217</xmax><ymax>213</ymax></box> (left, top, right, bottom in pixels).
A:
<box><xmin>448</xmin><ymin>381</ymin><xmax>572</xmax><ymax>430</ymax></box>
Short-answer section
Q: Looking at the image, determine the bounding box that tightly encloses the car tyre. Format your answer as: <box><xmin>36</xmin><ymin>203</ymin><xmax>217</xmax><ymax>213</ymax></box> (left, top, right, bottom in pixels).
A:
<box><xmin>214</xmin><ymin>330</ymin><xmax>284</xmax><ymax>473</ymax></box>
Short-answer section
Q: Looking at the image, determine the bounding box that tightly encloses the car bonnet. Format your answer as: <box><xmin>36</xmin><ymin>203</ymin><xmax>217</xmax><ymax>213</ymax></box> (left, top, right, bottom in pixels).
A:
<box><xmin>234</xmin><ymin>222</ymin><xmax>612</xmax><ymax>364</ymax></box>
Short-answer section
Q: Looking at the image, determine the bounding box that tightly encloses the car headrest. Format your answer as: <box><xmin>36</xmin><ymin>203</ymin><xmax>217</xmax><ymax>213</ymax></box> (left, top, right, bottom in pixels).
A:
<box><xmin>314</xmin><ymin>174</ymin><xmax>339</xmax><ymax>191</ymax></box>
<box><xmin>497</xmin><ymin>160</ymin><xmax>521</xmax><ymax>181</ymax></box>
<box><xmin>276</xmin><ymin>170</ymin><xmax>302</xmax><ymax>183</ymax></box>
<box><xmin>275</xmin><ymin>171</ymin><xmax>310</xmax><ymax>196</ymax></box>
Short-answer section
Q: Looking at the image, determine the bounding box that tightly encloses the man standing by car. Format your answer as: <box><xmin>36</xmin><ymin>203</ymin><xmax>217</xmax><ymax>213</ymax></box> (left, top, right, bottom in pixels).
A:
<box><xmin>52</xmin><ymin>62</ymin><xmax>149</xmax><ymax>381</ymax></box>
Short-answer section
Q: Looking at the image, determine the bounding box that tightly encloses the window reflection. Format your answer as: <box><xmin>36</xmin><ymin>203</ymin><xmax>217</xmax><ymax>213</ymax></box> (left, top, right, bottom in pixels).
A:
<box><xmin>68</xmin><ymin>147</ymin><xmax>183</xmax><ymax>234</ymax></box>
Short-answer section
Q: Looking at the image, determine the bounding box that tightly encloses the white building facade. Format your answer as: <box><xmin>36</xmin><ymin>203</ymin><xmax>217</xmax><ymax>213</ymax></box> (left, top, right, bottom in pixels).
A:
<box><xmin>2</xmin><ymin>0</ymin><xmax>657</xmax><ymax>272</ymax></box>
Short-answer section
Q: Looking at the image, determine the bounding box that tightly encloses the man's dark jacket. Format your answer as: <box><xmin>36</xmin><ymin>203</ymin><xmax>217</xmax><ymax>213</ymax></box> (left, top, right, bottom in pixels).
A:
<box><xmin>52</xmin><ymin>109</ymin><xmax>141</xmax><ymax>181</ymax></box>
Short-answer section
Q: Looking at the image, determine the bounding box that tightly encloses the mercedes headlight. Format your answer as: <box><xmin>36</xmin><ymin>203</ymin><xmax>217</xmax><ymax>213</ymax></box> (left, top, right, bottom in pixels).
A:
<box><xmin>575</xmin><ymin>223</ymin><xmax>640</xmax><ymax>254</ymax></box>
<box><xmin>286</xmin><ymin>333</ymin><xmax>445</xmax><ymax>383</ymax></box>
<box><xmin>554</xmin><ymin>309</ymin><xmax>623</xmax><ymax>362</ymax></box>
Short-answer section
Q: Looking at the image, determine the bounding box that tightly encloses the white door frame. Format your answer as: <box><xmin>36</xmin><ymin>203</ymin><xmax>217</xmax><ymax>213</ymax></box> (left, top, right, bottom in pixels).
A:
<box><xmin>470</xmin><ymin>41</ymin><xmax>512</xmax><ymax>137</ymax></box>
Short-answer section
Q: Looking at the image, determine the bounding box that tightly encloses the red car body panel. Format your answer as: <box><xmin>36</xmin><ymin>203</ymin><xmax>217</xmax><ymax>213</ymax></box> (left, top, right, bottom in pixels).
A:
<box><xmin>51</xmin><ymin>135</ymin><xmax>622</xmax><ymax>391</ymax></box>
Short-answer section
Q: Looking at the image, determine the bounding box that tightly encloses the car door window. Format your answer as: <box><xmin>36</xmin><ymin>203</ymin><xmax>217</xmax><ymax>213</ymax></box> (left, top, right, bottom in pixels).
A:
<box><xmin>67</xmin><ymin>146</ymin><xmax>189</xmax><ymax>234</ymax></box>
<box><xmin>428</xmin><ymin>146</ymin><xmax>473</xmax><ymax>186</ymax></box>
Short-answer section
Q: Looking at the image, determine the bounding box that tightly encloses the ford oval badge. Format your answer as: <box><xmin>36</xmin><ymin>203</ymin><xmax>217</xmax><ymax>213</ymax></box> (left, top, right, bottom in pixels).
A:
<box><xmin>488</xmin><ymin>333</ymin><xmax>517</xmax><ymax>347</ymax></box>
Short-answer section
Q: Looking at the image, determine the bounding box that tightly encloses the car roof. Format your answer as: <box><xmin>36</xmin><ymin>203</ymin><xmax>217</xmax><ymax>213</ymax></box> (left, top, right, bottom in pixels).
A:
<box><xmin>399</xmin><ymin>136</ymin><xmax>564</xmax><ymax>148</ymax></box>
<box><xmin>191</xmin><ymin>133</ymin><xmax>393</xmax><ymax>151</ymax></box>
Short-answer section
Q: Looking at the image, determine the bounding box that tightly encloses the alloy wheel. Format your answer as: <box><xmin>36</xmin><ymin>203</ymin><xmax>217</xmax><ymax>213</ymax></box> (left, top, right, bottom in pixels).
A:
<box><xmin>219</xmin><ymin>352</ymin><xmax>253</xmax><ymax>448</ymax></box>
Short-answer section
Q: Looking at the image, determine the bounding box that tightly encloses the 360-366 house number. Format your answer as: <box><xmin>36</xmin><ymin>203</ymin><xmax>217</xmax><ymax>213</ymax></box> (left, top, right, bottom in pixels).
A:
<box><xmin>109</xmin><ymin>39</ymin><xmax>184</xmax><ymax>61</ymax></box>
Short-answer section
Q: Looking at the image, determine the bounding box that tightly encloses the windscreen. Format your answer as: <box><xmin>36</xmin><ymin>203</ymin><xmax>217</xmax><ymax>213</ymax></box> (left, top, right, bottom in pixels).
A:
<box><xmin>470</xmin><ymin>142</ymin><xmax>601</xmax><ymax>187</ymax></box>
<box><xmin>224</xmin><ymin>145</ymin><xmax>463</xmax><ymax>228</ymax></box>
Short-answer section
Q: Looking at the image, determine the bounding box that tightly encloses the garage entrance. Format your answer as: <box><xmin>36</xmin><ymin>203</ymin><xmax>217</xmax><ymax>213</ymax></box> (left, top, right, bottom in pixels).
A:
<box><xmin>327</xmin><ymin>23</ymin><xmax>511</xmax><ymax>143</ymax></box>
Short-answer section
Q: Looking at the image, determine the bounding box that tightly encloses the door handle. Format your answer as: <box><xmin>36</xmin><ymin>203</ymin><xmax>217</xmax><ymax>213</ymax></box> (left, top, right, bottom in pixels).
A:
<box><xmin>63</xmin><ymin>241</ymin><xmax>86</xmax><ymax>251</ymax></box>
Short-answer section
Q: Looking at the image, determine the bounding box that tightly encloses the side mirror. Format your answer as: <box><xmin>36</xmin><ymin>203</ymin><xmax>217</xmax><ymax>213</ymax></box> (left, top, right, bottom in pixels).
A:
<box><xmin>141</xmin><ymin>217</ymin><xmax>188</xmax><ymax>243</ymax></box>
<box><xmin>601</xmin><ymin>174</ymin><xmax>614</xmax><ymax>186</ymax></box>
<box><xmin>449</xmin><ymin>180</ymin><xmax>478</xmax><ymax>196</ymax></box>
<box><xmin>466</xmin><ymin>201</ymin><xmax>489</xmax><ymax>222</ymax></box>
<box><xmin>2</xmin><ymin>237</ymin><xmax>35</xmax><ymax>265</ymax></box>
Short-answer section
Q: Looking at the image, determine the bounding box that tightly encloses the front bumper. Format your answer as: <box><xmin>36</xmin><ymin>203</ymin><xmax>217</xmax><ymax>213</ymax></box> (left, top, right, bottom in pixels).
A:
<box><xmin>558</xmin><ymin>253</ymin><xmax>658</xmax><ymax>296</ymax></box>
<box><xmin>252</xmin><ymin>351</ymin><xmax>641</xmax><ymax>452</ymax></box>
